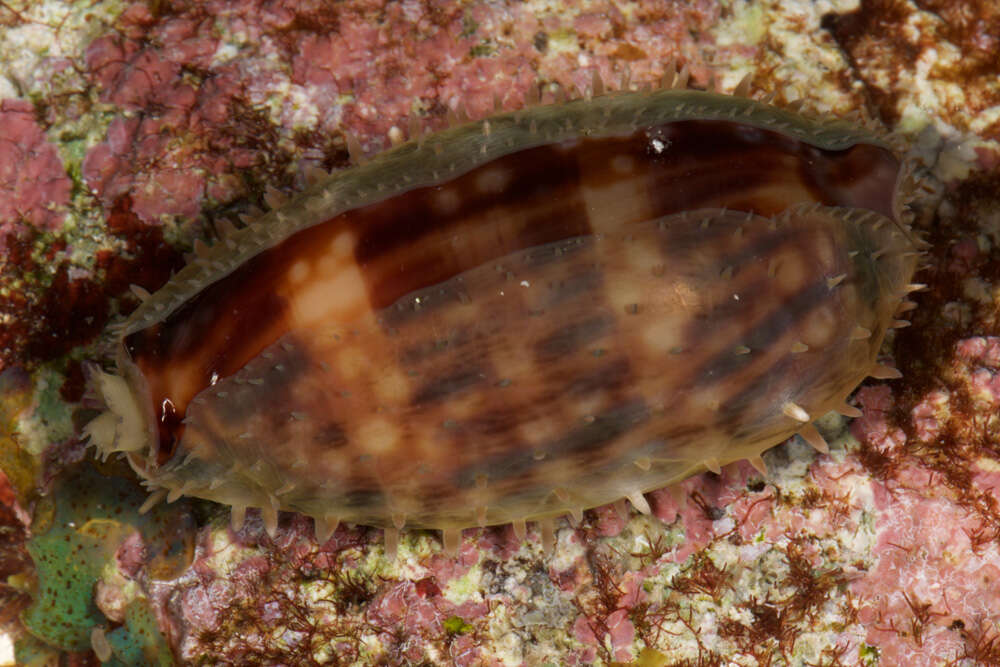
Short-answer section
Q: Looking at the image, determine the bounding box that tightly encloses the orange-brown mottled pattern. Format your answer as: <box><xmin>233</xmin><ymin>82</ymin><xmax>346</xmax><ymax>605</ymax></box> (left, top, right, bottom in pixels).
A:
<box><xmin>177</xmin><ymin>204</ymin><xmax>912</xmax><ymax>529</ymax></box>
<box><xmin>126</xmin><ymin>121</ymin><xmax>898</xmax><ymax>459</ymax></box>
<box><xmin>86</xmin><ymin>87</ymin><xmax>921</xmax><ymax>543</ymax></box>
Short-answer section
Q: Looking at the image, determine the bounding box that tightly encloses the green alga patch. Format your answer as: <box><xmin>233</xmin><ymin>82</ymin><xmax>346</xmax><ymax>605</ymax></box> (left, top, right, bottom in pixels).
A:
<box><xmin>105</xmin><ymin>599</ymin><xmax>175</xmax><ymax>666</ymax></box>
<box><xmin>21</xmin><ymin>510</ymin><xmax>122</xmax><ymax>650</ymax></box>
<box><xmin>443</xmin><ymin>615</ymin><xmax>473</xmax><ymax>635</ymax></box>
<box><xmin>469</xmin><ymin>42</ymin><xmax>497</xmax><ymax>58</ymax></box>
<box><xmin>459</xmin><ymin>12</ymin><xmax>479</xmax><ymax>38</ymax></box>
<box><xmin>18</xmin><ymin>461</ymin><xmax>192</xmax><ymax>661</ymax></box>
<box><xmin>859</xmin><ymin>642</ymin><xmax>881</xmax><ymax>664</ymax></box>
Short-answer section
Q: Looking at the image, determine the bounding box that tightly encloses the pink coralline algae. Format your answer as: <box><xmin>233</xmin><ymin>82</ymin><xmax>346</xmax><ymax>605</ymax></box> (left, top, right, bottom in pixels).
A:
<box><xmin>80</xmin><ymin>6</ymin><xmax>292</xmax><ymax>223</ymax></box>
<box><xmin>76</xmin><ymin>0</ymin><xmax>728</xmax><ymax>225</ymax></box>
<box><xmin>166</xmin><ymin>516</ymin><xmax>499</xmax><ymax>665</ymax></box>
<box><xmin>957</xmin><ymin>336</ymin><xmax>1000</xmax><ymax>404</ymax></box>
<box><xmin>571</xmin><ymin>567</ymin><xmax>645</xmax><ymax>662</ymax></box>
<box><xmin>0</xmin><ymin>99</ymin><xmax>71</xmax><ymax>248</ymax></box>
<box><xmin>851</xmin><ymin>384</ymin><xmax>907</xmax><ymax>457</ymax></box>
<box><xmin>842</xmin><ymin>169</ymin><xmax>1000</xmax><ymax>664</ymax></box>
<box><xmin>82</xmin><ymin>115</ymin><xmax>209</xmax><ymax>222</ymax></box>
<box><xmin>81</xmin><ymin>21</ymin><xmax>244</xmax><ymax>224</ymax></box>
<box><xmin>854</xmin><ymin>478</ymin><xmax>1000</xmax><ymax>664</ymax></box>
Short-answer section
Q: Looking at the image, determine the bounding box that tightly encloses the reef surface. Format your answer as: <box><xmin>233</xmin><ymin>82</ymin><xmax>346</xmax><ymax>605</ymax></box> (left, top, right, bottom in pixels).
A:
<box><xmin>1</xmin><ymin>0</ymin><xmax>999</xmax><ymax>665</ymax></box>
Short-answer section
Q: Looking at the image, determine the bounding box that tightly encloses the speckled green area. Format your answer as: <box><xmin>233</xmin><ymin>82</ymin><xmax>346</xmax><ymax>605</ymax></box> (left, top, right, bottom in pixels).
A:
<box><xmin>105</xmin><ymin>600</ymin><xmax>175</xmax><ymax>666</ymax></box>
<box><xmin>21</xmin><ymin>508</ymin><xmax>112</xmax><ymax>650</ymax></box>
<box><xmin>14</xmin><ymin>598</ymin><xmax>172</xmax><ymax>667</ymax></box>
<box><xmin>18</xmin><ymin>460</ymin><xmax>191</xmax><ymax>660</ymax></box>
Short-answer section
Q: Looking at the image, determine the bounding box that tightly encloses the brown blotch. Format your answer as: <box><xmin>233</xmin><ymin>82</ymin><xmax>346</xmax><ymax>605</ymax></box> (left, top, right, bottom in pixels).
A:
<box><xmin>534</xmin><ymin>315</ymin><xmax>615</xmax><ymax>362</ymax></box>
<box><xmin>314</xmin><ymin>421</ymin><xmax>349</xmax><ymax>447</ymax></box>
<box><xmin>412</xmin><ymin>367</ymin><xmax>486</xmax><ymax>405</ymax></box>
<box><xmin>398</xmin><ymin>326</ymin><xmax>474</xmax><ymax>364</ymax></box>
<box><xmin>563</xmin><ymin>357</ymin><xmax>633</xmax><ymax>397</ymax></box>
<box><xmin>688</xmin><ymin>280</ymin><xmax>830</xmax><ymax>388</ymax></box>
<box><xmin>544</xmin><ymin>399</ymin><xmax>650</xmax><ymax>458</ymax></box>
<box><xmin>536</xmin><ymin>265</ymin><xmax>605</xmax><ymax>311</ymax></box>
<box><xmin>354</xmin><ymin>143</ymin><xmax>593</xmax><ymax>298</ymax></box>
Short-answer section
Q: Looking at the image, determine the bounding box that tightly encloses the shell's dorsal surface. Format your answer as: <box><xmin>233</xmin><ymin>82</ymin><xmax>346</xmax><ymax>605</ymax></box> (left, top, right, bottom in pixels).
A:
<box><xmin>85</xmin><ymin>79</ymin><xmax>921</xmax><ymax>549</ymax></box>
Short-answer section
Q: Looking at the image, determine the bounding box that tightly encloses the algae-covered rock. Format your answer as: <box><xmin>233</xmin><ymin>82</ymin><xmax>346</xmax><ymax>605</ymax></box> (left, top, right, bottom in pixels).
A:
<box><xmin>19</xmin><ymin>460</ymin><xmax>193</xmax><ymax>663</ymax></box>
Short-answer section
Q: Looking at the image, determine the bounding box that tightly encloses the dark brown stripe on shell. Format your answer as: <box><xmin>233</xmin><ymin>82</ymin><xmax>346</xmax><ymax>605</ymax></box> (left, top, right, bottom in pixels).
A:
<box><xmin>412</xmin><ymin>367</ymin><xmax>487</xmax><ymax>405</ymax></box>
<box><xmin>398</xmin><ymin>326</ymin><xmax>475</xmax><ymax>364</ymax></box>
<box><xmin>540</xmin><ymin>399</ymin><xmax>651</xmax><ymax>461</ymax></box>
<box><xmin>562</xmin><ymin>357</ymin><xmax>633</xmax><ymax>397</ymax></box>
<box><xmin>353</xmin><ymin>144</ymin><xmax>591</xmax><ymax>265</ymax></box>
<box><xmin>636</xmin><ymin>121</ymin><xmax>899</xmax><ymax>218</ymax></box>
<box><xmin>687</xmin><ymin>279</ymin><xmax>831</xmax><ymax>386</ymax></box>
<box><xmin>450</xmin><ymin>398</ymin><xmax>652</xmax><ymax>487</ymax></box>
<box><xmin>313</xmin><ymin>421</ymin><xmax>349</xmax><ymax>448</ymax></box>
<box><xmin>534</xmin><ymin>262</ymin><xmax>605</xmax><ymax>312</ymax></box>
<box><xmin>533</xmin><ymin>315</ymin><xmax>615</xmax><ymax>362</ymax></box>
